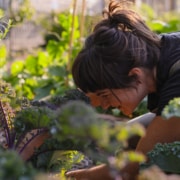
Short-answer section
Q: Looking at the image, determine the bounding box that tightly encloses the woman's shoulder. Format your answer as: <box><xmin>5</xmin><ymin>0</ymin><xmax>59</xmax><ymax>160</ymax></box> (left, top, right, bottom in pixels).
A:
<box><xmin>160</xmin><ymin>31</ymin><xmax>180</xmax><ymax>40</ymax></box>
<box><xmin>160</xmin><ymin>32</ymin><xmax>180</xmax><ymax>49</ymax></box>
<box><xmin>158</xmin><ymin>31</ymin><xmax>180</xmax><ymax>71</ymax></box>
<box><xmin>152</xmin><ymin>32</ymin><xmax>180</xmax><ymax>114</ymax></box>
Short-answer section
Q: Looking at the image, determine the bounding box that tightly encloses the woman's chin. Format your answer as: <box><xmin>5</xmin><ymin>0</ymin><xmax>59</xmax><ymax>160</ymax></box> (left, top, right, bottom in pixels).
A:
<box><xmin>122</xmin><ymin>109</ymin><xmax>133</xmax><ymax>117</ymax></box>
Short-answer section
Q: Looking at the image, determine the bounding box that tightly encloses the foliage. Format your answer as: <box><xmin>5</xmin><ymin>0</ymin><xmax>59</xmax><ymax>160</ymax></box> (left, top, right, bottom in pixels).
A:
<box><xmin>30</xmin><ymin>88</ymin><xmax>90</xmax><ymax>110</ymax></box>
<box><xmin>148</xmin><ymin>12</ymin><xmax>180</xmax><ymax>33</ymax></box>
<box><xmin>9</xmin><ymin>0</ymin><xmax>35</xmax><ymax>23</ymax></box>
<box><xmin>140</xmin><ymin>141</ymin><xmax>180</xmax><ymax>174</ymax></box>
<box><xmin>0</xmin><ymin>17</ymin><xmax>12</xmax><ymax>40</ymax></box>
<box><xmin>48</xmin><ymin>88</ymin><xmax>90</xmax><ymax>107</ymax></box>
<box><xmin>0</xmin><ymin>147</ymin><xmax>65</xmax><ymax>180</ymax></box>
<box><xmin>162</xmin><ymin>98</ymin><xmax>180</xmax><ymax>119</ymax></box>
<box><xmin>0</xmin><ymin>16</ymin><xmax>12</xmax><ymax>79</ymax></box>
<box><xmin>0</xmin><ymin>79</ymin><xmax>146</xmax><ymax>179</ymax></box>
<box><xmin>0</xmin><ymin>148</ymin><xmax>37</xmax><ymax>180</ymax></box>
<box><xmin>14</xmin><ymin>106</ymin><xmax>55</xmax><ymax>133</ymax></box>
<box><xmin>3</xmin><ymin>12</ymin><xmax>81</xmax><ymax>100</ymax></box>
<box><xmin>28</xmin><ymin>97</ymin><xmax>145</xmax><ymax>174</ymax></box>
<box><xmin>137</xmin><ymin>3</ymin><xmax>180</xmax><ymax>33</ymax></box>
<box><xmin>0</xmin><ymin>44</ymin><xmax>7</xmax><ymax>71</ymax></box>
<box><xmin>30</xmin><ymin>100</ymin><xmax>145</xmax><ymax>178</ymax></box>
<box><xmin>0</xmin><ymin>79</ymin><xmax>50</xmax><ymax>161</ymax></box>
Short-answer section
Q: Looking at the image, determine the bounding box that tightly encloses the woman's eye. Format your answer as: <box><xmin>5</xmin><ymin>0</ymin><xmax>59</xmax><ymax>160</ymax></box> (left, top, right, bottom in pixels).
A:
<box><xmin>101</xmin><ymin>95</ymin><xmax>108</xmax><ymax>98</ymax></box>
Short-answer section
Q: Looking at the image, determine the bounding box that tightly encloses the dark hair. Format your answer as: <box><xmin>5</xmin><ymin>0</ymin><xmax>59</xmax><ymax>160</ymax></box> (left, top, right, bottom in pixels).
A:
<box><xmin>72</xmin><ymin>0</ymin><xmax>161</xmax><ymax>93</ymax></box>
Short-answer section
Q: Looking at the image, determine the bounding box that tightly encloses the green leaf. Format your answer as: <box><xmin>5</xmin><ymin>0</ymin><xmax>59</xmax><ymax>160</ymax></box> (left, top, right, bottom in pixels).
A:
<box><xmin>34</xmin><ymin>84</ymin><xmax>53</xmax><ymax>100</ymax></box>
<box><xmin>162</xmin><ymin>98</ymin><xmax>180</xmax><ymax>119</ymax></box>
<box><xmin>0</xmin><ymin>149</ymin><xmax>37</xmax><ymax>179</ymax></box>
<box><xmin>46</xmin><ymin>40</ymin><xmax>64</xmax><ymax>59</ymax></box>
<box><xmin>48</xmin><ymin>66</ymin><xmax>66</xmax><ymax>77</ymax></box>
<box><xmin>140</xmin><ymin>142</ymin><xmax>180</xmax><ymax>173</ymax></box>
<box><xmin>0</xmin><ymin>45</ymin><xmax>6</xmax><ymax>67</ymax></box>
<box><xmin>25</xmin><ymin>78</ymin><xmax>38</xmax><ymax>87</ymax></box>
<box><xmin>37</xmin><ymin>51</ymin><xmax>51</xmax><ymax>68</ymax></box>
<box><xmin>147</xmin><ymin>20</ymin><xmax>168</xmax><ymax>32</ymax></box>
<box><xmin>25</xmin><ymin>56</ymin><xmax>38</xmax><ymax>74</ymax></box>
<box><xmin>11</xmin><ymin>60</ymin><xmax>24</xmax><ymax>76</ymax></box>
<box><xmin>14</xmin><ymin>106</ymin><xmax>55</xmax><ymax>132</ymax></box>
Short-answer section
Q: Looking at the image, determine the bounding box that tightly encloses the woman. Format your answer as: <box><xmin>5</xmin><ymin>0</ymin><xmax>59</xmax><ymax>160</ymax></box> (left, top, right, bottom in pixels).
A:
<box><xmin>66</xmin><ymin>0</ymin><xmax>180</xmax><ymax>179</ymax></box>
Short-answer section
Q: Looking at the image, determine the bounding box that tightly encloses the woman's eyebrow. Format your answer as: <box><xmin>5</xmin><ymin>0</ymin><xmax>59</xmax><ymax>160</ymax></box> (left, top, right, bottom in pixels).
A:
<box><xmin>96</xmin><ymin>91</ymin><xmax>109</xmax><ymax>96</ymax></box>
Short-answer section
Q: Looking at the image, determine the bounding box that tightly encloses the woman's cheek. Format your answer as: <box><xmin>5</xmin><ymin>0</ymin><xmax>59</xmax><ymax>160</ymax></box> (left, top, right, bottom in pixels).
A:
<box><xmin>90</xmin><ymin>99</ymin><xmax>100</xmax><ymax>107</ymax></box>
<box><xmin>90</xmin><ymin>97</ymin><xmax>102</xmax><ymax>107</ymax></box>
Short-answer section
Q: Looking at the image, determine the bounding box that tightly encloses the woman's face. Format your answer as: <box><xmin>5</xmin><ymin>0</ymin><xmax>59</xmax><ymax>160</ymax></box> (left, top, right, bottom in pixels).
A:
<box><xmin>86</xmin><ymin>67</ymin><xmax>156</xmax><ymax>116</ymax></box>
<box><xmin>86</xmin><ymin>87</ymin><xmax>147</xmax><ymax>116</ymax></box>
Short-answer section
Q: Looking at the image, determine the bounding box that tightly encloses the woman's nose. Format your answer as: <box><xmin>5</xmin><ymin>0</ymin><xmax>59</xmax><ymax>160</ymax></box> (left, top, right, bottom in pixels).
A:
<box><xmin>90</xmin><ymin>98</ymin><xmax>101</xmax><ymax>107</ymax></box>
<box><xmin>101</xmin><ymin>101</ymin><xmax>110</xmax><ymax>109</ymax></box>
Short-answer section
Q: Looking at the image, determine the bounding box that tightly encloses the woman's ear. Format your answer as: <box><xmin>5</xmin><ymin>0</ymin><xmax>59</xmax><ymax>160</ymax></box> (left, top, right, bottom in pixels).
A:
<box><xmin>128</xmin><ymin>68</ymin><xmax>144</xmax><ymax>84</ymax></box>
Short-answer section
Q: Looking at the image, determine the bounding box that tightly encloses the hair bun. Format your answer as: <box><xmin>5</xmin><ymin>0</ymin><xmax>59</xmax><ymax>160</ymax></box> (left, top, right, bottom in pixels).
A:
<box><xmin>102</xmin><ymin>0</ymin><xmax>134</xmax><ymax>31</ymax></box>
<box><xmin>103</xmin><ymin>0</ymin><xmax>131</xmax><ymax>17</ymax></box>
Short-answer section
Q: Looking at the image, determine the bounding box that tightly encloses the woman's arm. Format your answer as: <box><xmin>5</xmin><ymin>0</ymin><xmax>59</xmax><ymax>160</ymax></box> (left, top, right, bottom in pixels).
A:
<box><xmin>135</xmin><ymin>116</ymin><xmax>180</xmax><ymax>154</ymax></box>
<box><xmin>65</xmin><ymin>164</ymin><xmax>114</xmax><ymax>180</ymax></box>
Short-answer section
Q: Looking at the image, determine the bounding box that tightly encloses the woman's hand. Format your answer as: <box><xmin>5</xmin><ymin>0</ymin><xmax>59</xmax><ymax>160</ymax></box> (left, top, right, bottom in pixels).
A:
<box><xmin>65</xmin><ymin>164</ymin><xmax>114</xmax><ymax>180</ymax></box>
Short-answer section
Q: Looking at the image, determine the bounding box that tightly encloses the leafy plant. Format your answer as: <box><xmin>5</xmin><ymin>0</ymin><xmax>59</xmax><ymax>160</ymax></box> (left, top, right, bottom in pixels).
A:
<box><xmin>137</xmin><ymin>3</ymin><xmax>180</xmax><ymax>33</ymax></box>
<box><xmin>0</xmin><ymin>148</ymin><xmax>37</xmax><ymax>180</ymax></box>
<box><xmin>3</xmin><ymin>12</ymin><xmax>81</xmax><ymax>100</ymax></box>
<box><xmin>0</xmin><ymin>80</ymin><xmax>146</xmax><ymax>179</ymax></box>
<box><xmin>0</xmin><ymin>80</ymin><xmax>49</xmax><ymax>160</ymax></box>
<box><xmin>9</xmin><ymin>0</ymin><xmax>35</xmax><ymax>23</ymax></box>
<box><xmin>140</xmin><ymin>141</ymin><xmax>180</xmax><ymax>174</ymax></box>
<box><xmin>162</xmin><ymin>98</ymin><xmax>180</xmax><ymax>119</ymax></box>
<box><xmin>48</xmin><ymin>100</ymin><xmax>145</xmax><ymax>176</ymax></box>
<box><xmin>0</xmin><ymin>17</ymin><xmax>12</xmax><ymax>39</ymax></box>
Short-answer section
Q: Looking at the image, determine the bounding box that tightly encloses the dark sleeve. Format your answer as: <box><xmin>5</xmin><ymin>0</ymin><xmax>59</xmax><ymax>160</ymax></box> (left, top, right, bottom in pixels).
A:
<box><xmin>156</xmin><ymin>69</ymin><xmax>180</xmax><ymax>115</ymax></box>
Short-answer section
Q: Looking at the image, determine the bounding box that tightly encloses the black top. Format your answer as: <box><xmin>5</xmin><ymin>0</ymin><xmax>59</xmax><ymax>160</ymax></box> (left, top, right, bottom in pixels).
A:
<box><xmin>147</xmin><ymin>32</ymin><xmax>180</xmax><ymax>115</ymax></box>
